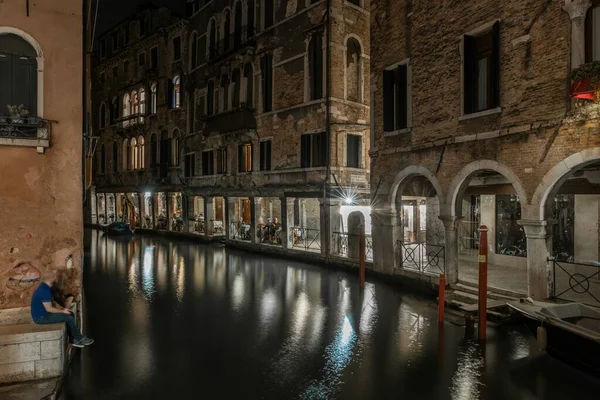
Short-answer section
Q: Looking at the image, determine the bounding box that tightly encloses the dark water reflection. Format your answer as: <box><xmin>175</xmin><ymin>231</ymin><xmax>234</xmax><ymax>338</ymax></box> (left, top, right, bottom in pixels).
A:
<box><xmin>61</xmin><ymin>231</ymin><xmax>600</xmax><ymax>399</ymax></box>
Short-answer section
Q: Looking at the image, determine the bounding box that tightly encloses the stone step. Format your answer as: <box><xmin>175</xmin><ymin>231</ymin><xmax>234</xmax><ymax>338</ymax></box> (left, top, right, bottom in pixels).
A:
<box><xmin>453</xmin><ymin>283</ymin><xmax>518</xmax><ymax>302</ymax></box>
<box><xmin>457</xmin><ymin>280</ymin><xmax>525</xmax><ymax>299</ymax></box>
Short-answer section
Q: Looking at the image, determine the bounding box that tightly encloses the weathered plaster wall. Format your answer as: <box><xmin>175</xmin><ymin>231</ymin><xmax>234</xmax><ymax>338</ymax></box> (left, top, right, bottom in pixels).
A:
<box><xmin>0</xmin><ymin>0</ymin><xmax>83</xmax><ymax>308</ymax></box>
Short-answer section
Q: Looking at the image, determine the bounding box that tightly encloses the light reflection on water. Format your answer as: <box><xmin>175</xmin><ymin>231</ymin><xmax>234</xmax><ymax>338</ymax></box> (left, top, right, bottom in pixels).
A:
<box><xmin>67</xmin><ymin>231</ymin><xmax>600</xmax><ymax>400</ymax></box>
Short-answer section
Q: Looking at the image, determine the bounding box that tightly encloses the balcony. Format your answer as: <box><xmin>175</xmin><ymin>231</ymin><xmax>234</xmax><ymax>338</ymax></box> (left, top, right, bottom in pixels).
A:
<box><xmin>0</xmin><ymin>116</ymin><xmax>52</xmax><ymax>153</ymax></box>
<box><xmin>202</xmin><ymin>106</ymin><xmax>256</xmax><ymax>134</ymax></box>
<box><xmin>115</xmin><ymin>113</ymin><xmax>146</xmax><ymax>133</ymax></box>
<box><xmin>207</xmin><ymin>26</ymin><xmax>256</xmax><ymax>63</ymax></box>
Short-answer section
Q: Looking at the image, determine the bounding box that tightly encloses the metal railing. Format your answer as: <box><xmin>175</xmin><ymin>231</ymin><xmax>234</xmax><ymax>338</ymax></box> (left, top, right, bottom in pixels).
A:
<box><xmin>458</xmin><ymin>220</ymin><xmax>479</xmax><ymax>257</ymax></box>
<box><xmin>551</xmin><ymin>258</ymin><xmax>600</xmax><ymax>307</ymax></box>
<box><xmin>291</xmin><ymin>227</ymin><xmax>321</xmax><ymax>252</ymax></box>
<box><xmin>115</xmin><ymin>113</ymin><xmax>146</xmax><ymax>130</ymax></box>
<box><xmin>207</xmin><ymin>26</ymin><xmax>255</xmax><ymax>62</ymax></box>
<box><xmin>0</xmin><ymin>116</ymin><xmax>51</xmax><ymax>140</ymax></box>
<box><xmin>397</xmin><ymin>241</ymin><xmax>445</xmax><ymax>275</ymax></box>
<box><xmin>332</xmin><ymin>232</ymin><xmax>373</xmax><ymax>261</ymax></box>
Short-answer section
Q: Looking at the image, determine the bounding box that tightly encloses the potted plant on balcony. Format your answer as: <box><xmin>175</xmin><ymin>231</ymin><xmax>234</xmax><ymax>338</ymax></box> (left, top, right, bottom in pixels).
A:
<box><xmin>6</xmin><ymin>104</ymin><xmax>30</xmax><ymax>124</ymax></box>
<box><xmin>570</xmin><ymin>61</ymin><xmax>600</xmax><ymax>102</ymax></box>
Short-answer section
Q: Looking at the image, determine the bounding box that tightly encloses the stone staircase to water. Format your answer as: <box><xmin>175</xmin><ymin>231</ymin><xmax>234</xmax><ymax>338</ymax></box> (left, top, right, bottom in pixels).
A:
<box><xmin>443</xmin><ymin>281</ymin><xmax>522</xmax><ymax>326</ymax></box>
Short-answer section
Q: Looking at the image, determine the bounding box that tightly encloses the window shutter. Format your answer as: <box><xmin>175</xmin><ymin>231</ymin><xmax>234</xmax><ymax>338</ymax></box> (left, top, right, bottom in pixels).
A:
<box><xmin>0</xmin><ymin>54</ymin><xmax>12</xmax><ymax>113</ymax></box>
<box><xmin>319</xmin><ymin>132</ymin><xmax>327</xmax><ymax>167</ymax></box>
<box><xmin>491</xmin><ymin>21</ymin><xmax>500</xmax><ymax>108</ymax></box>
<box><xmin>266</xmin><ymin>141</ymin><xmax>271</xmax><ymax>170</ymax></box>
<box><xmin>396</xmin><ymin>65</ymin><xmax>408</xmax><ymax>129</ymax></box>
<box><xmin>168</xmin><ymin>79</ymin><xmax>174</xmax><ymax>109</ymax></box>
<box><xmin>463</xmin><ymin>35</ymin><xmax>475</xmax><ymax>114</ymax></box>
<box><xmin>249</xmin><ymin>144</ymin><xmax>253</xmax><ymax>172</ymax></box>
<box><xmin>300</xmin><ymin>135</ymin><xmax>310</xmax><ymax>168</ymax></box>
<box><xmin>382</xmin><ymin>70</ymin><xmax>394</xmax><ymax>132</ymax></box>
<box><xmin>13</xmin><ymin>56</ymin><xmax>37</xmax><ymax>115</ymax></box>
<box><xmin>238</xmin><ymin>144</ymin><xmax>243</xmax><ymax>172</ymax></box>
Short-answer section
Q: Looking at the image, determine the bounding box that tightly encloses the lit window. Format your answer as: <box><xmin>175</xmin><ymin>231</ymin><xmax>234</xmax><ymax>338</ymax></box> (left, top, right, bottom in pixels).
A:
<box><xmin>150</xmin><ymin>83</ymin><xmax>157</xmax><ymax>114</ymax></box>
<box><xmin>172</xmin><ymin>76</ymin><xmax>181</xmax><ymax>109</ymax></box>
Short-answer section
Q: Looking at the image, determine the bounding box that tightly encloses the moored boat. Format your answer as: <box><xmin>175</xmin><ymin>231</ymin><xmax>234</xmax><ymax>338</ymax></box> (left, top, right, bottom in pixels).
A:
<box><xmin>507</xmin><ymin>299</ymin><xmax>600</xmax><ymax>377</ymax></box>
<box><xmin>104</xmin><ymin>221</ymin><xmax>134</xmax><ymax>237</ymax></box>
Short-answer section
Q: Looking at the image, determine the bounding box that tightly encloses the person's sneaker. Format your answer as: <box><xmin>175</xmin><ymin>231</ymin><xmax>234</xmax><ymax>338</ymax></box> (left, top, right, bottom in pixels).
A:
<box><xmin>72</xmin><ymin>337</ymin><xmax>94</xmax><ymax>347</ymax></box>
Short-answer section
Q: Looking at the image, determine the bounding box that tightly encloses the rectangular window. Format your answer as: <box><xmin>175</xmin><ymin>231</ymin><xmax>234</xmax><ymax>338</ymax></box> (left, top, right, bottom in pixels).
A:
<box><xmin>151</xmin><ymin>47</ymin><xmax>158</xmax><ymax>69</ymax></box>
<box><xmin>207</xmin><ymin>81</ymin><xmax>215</xmax><ymax>115</ymax></box>
<box><xmin>261</xmin><ymin>54</ymin><xmax>273</xmax><ymax>112</ymax></box>
<box><xmin>112</xmin><ymin>34</ymin><xmax>119</xmax><ymax>52</ymax></box>
<box><xmin>264</xmin><ymin>0</ymin><xmax>274</xmax><ymax>29</ymax></box>
<box><xmin>347</xmin><ymin>0</ymin><xmax>361</xmax><ymax>6</ymax></box>
<box><xmin>123</xmin><ymin>27</ymin><xmax>130</xmax><ymax>45</ymax></box>
<box><xmin>238</xmin><ymin>143</ymin><xmax>253</xmax><ymax>172</ymax></box>
<box><xmin>138</xmin><ymin>52</ymin><xmax>146</xmax><ymax>67</ymax></box>
<box><xmin>173</xmin><ymin>36</ymin><xmax>182</xmax><ymax>61</ymax></box>
<box><xmin>585</xmin><ymin>3</ymin><xmax>600</xmax><ymax>62</ymax></box>
<box><xmin>112</xmin><ymin>66</ymin><xmax>118</xmax><ymax>78</ymax></box>
<box><xmin>346</xmin><ymin>134</ymin><xmax>361</xmax><ymax>168</ymax></box>
<box><xmin>217</xmin><ymin>148</ymin><xmax>227</xmax><ymax>174</ymax></box>
<box><xmin>495</xmin><ymin>195</ymin><xmax>526</xmax><ymax>257</ymax></box>
<box><xmin>99</xmin><ymin>40</ymin><xmax>106</xmax><ymax>59</ymax></box>
<box><xmin>383</xmin><ymin>64</ymin><xmax>408</xmax><ymax>132</ymax></box>
<box><xmin>202</xmin><ymin>150</ymin><xmax>214</xmax><ymax>175</ymax></box>
<box><xmin>259</xmin><ymin>140</ymin><xmax>272</xmax><ymax>171</ymax></box>
<box><xmin>463</xmin><ymin>22</ymin><xmax>499</xmax><ymax>114</ymax></box>
<box><xmin>300</xmin><ymin>132</ymin><xmax>326</xmax><ymax>168</ymax></box>
<box><xmin>185</xmin><ymin>153</ymin><xmax>196</xmax><ymax>177</ymax></box>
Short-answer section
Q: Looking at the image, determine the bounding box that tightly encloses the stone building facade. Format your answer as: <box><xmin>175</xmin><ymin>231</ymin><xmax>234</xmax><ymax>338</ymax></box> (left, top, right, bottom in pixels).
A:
<box><xmin>91</xmin><ymin>0</ymin><xmax>370</xmax><ymax>262</ymax></box>
<box><xmin>371</xmin><ymin>0</ymin><xmax>600</xmax><ymax>301</ymax></box>
<box><xmin>0</xmin><ymin>0</ymin><xmax>83</xmax><ymax>308</ymax></box>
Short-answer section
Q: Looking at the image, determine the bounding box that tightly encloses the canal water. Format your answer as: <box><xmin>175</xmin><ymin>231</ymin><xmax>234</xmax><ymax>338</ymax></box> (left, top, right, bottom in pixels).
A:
<box><xmin>60</xmin><ymin>230</ymin><xmax>600</xmax><ymax>399</ymax></box>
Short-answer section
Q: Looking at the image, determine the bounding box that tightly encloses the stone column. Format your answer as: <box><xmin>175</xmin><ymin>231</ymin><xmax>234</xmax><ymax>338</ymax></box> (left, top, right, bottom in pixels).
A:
<box><xmin>319</xmin><ymin>198</ymin><xmax>341</xmax><ymax>256</ymax></box>
<box><xmin>166</xmin><ymin>193</ymin><xmax>171</xmax><ymax>230</ymax></box>
<box><xmin>280</xmin><ymin>197</ymin><xmax>295</xmax><ymax>250</ymax></box>
<box><xmin>371</xmin><ymin>206</ymin><xmax>401</xmax><ymax>275</ymax></box>
<box><xmin>182</xmin><ymin>194</ymin><xmax>190</xmax><ymax>233</ymax></box>
<box><xmin>439</xmin><ymin>215</ymin><xmax>461</xmax><ymax>285</ymax></box>
<box><xmin>138</xmin><ymin>192</ymin><xmax>145</xmax><ymax>228</ymax></box>
<box><xmin>563</xmin><ymin>0</ymin><xmax>592</xmax><ymax>69</ymax></box>
<box><xmin>226</xmin><ymin>197</ymin><xmax>235</xmax><ymax>240</ymax></box>
<box><xmin>251</xmin><ymin>197</ymin><xmax>259</xmax><ymax>243</ymax></box>
<box><xmin>204</xmin><ymin>196</ymin><xmax>214</xmax><ymax>237</ymax></box>
<box><xmin>518</xmin><ymin>219</ymin><xmax>554</xmax><ymax>300</ymax></box>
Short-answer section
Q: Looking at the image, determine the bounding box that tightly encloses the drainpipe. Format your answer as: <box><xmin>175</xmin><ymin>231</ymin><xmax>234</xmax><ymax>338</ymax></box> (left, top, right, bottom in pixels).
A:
<box><xmin>323</xmin><ymin>0</ymin><xmax>332</xmax><ymax>261</ymax></box>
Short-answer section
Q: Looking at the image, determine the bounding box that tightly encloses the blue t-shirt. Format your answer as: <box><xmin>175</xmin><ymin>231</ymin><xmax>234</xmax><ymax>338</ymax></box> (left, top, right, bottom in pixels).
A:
<box><xmin>31</xmin><ymin>282</ymin><xmax>52</xmax><ymax>321</ymax></box>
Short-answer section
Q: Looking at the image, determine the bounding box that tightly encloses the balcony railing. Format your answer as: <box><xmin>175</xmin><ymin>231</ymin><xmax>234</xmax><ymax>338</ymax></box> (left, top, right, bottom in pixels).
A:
<box><xmin>115</xmin><ymin>113</ymin><xmax>146</xmax><ymax>131</ymax></box>
<box><xmin>202</xmin><ymin>106</ymin><xmax>256</xmax><ymax>134</ymax></box>
<box><xmin>207</xmin><ymin>26</ymin><xmax>256</xmax><ymax>62</ymax></box>
<box><xmin>0</xmin><ymin>115</ymin><xmax>52</xmax><ymax>151</ymax></box>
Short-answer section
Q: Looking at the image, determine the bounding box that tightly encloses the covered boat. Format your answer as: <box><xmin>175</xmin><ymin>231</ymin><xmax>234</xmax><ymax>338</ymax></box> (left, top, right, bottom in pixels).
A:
<box><xmin>104</xmin><ymin>221</ymin><xmax>134</xmax><ymax>237</ymax></box>
<box><xmin>507</xmin><ymin>299</ymin><xmax>600</xmax><ymax>376</ymax></box>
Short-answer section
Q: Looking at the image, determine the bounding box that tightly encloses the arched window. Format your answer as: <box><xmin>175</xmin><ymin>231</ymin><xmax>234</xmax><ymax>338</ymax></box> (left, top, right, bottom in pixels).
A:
<box><xmin>207</xmin><ymin>19</ymin><xmax>217</xmax><ymax>60</ymax></box>
<box><xmin>139</xmin><ymin>88</ymin><xmax>146</xmax><ymax>122</ymax></box>
<box><xmin>220</xmin><ymin>74</ymin><xmax>230</xmax><ymax>112</ymax></box>
<box><xmin>171</xmin><ymin>130</ymin><xmax>180</xmax><ymax>166</ymax></box>
<box><xmin>172</xmin><ymin>76</ymin><xmax>181</xmax><ymax>109</ymax></box>
<box><xmin>207</xmin><ymin>80</ymin><xmax>215</xmax><ymax>116</ymax></box>
<box><xmin>99</xmin><ymin>144</ymin><xmax>106</xmax><ymax>173</ymax></box>
<box><xmin>138</xmin><ymin>135</ymin><xmax>145</xmax><ymax>169</ymax></box>
<box><xmin>223</xmin><ymin>10</ymin><xmax>231</xmax><ymax>51</ymax></box>
<box><xmin>231</xmin><ymin>69</ymin><xmax>241</xmax><ymax>108</ymax></box>
<box><xmin>247</xmin><ymin>0</ymin><xmax>255</xmax><ymax>36</ymax></box>
<box><xmin>0</xmin><ymin>33</ymin><xmax>39</xmax><ymax>117</ymax></box>
<box><xmin>110</xmin><ymin>97</ymin><xmax>118</xmax><ymax>125</ymax></box>
<box><xmin>150</xmin><ymin>83</ymin><xmax>157</xmax><ymax>114</ymax></box>
<box><xmin>243</xmin><ymin>63</ymin><xmax>254</xmax><ymax>108</ymax></box>
<box><xmin>132</xmin><ymin>90</ymin><xmax>139</xmax><ymax>117</ymax></box>
<box><xmin>112</xmin><ymin>141</ymin><xmax>118</xmax><ymax>173</ymax></box>
<box><xmin>122</xmin><ymin>139</ymin><xmax>129</xmax><ymax>171</ymax></box>
<box><xmin>308</xmin><ymin>34</ymin><xmax>323</xmax><ymax>100</ymax></box>
<box><xmin>130</xmin><ymin>137</ymin><xmax>138</xmax><ymax>169</ymax></box>
<box><xmin>122</xmin><ymin>93</ymin><xmax>131</xmax><ymax>127</ymax></box>
<box><xmin>190</xmin><ymin>32</ymin><xmax>198</xmax><ymax>69</ymax></box>
<box><xmin>150</xmin><ymin>133</ymin><xmax>158</xmax><ymax>167</ymax></box>
<box><xmin>346</xmin><ymin>38</ymin><xmax>362</xmax><ymax>103</ymax></box>
<box><xmin>99</xmin><ymin>103</ymin><xmax>106</xmax><ymax>129</ymax></box>
<box><xmin>234</xmin><ymin>1</ymin><xmax>243</xmax><ymax>46</ymax></box>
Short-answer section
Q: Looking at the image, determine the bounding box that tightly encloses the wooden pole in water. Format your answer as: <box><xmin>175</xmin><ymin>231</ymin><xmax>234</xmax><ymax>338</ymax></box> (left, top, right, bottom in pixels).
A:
<box><xmin>359</xmin><ymin>224</ymin><xmax>366</xmax><ymax>289</ymax></box>
<box><xmin>438</xmin><ymin>274</ymin><xmax>446</xmax><ymax>324</ymax></box>
<box><xmin>478</xmin><ymin>225</ymin><xmax>489</xmax><ymax>341</ymax></box>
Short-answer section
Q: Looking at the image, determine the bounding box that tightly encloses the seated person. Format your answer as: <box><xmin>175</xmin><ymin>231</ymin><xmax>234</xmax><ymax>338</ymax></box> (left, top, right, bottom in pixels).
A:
<box><xmin>264</xmin><ymin>218</ymin><xmax>273</xmax><ymax>241</ymax></box>
<box><xmin>273</xmin><ymin>218</ymin><xmax>282</xmax><ymax>243</ymax></box>
<box><xmin>31</xmin><ymin>269</ymin><xmax>93</xmax><ymax>348</ymax></box>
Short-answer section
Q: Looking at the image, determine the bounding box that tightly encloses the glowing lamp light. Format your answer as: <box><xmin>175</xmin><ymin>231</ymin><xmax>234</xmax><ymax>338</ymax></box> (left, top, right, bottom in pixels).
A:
<box><xmin>344</xmin><ymin>196</ymin><xmax>354</xmax><ymax>205</ymax></box>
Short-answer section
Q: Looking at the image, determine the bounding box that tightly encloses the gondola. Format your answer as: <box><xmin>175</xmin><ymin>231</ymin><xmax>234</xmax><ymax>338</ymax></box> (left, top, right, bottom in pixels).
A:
<box><xmin>104</xmin><ymin>221</ymin><xmax>134</xmax><ymax>237</ymax></box>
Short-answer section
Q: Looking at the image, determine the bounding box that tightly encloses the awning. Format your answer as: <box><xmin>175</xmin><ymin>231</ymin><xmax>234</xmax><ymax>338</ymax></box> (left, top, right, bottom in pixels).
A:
<box><xmin>570</xmin><ymin>78</ymin><xmax>596</xmax><ymax>100</ymax></box>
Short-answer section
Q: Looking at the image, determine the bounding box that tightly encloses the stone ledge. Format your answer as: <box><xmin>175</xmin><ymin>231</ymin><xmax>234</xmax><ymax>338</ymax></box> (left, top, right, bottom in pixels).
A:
<box><xmin>0</xmin><ymin>324</ymin><xmax>64</xmax><ymax>346</ymax></box>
